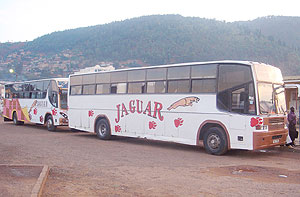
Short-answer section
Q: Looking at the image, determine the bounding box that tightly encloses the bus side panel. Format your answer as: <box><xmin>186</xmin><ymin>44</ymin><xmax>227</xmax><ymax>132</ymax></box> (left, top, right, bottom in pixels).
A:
<box><xmin>2</xmin><ymin>98</ymin><xmax>12</xmax><ymax>119</ymax></box>
<box><xmin>68</xmin><ymin>93</ymin><xmax>258</xmax><ymax>150</ymax></box>
<box><xmin>69</xmin><ymin>108</ymin><xmax>82</xmax><ymax>129</ymax></box>
<box><xmin>227</xmin><ymin>114</ymin><xmax>253</xmax><ymax>150</ymax></box>
<box><xmin>3</xmin><ymin>99</ymin><xmax>30</xmax><ymax>122</ymax></box>
<box><xmin>69</xmin><ymin>94</ymin><xmax>230</xmax><ymax>146</ymax></box>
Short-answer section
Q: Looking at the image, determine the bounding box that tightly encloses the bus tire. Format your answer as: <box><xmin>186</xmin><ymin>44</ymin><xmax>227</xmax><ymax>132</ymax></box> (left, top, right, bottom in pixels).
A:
<box><xmin>4</xmin><ymin>117</ymin><xmax>12</xmax><ymax>122</ymax></box>
<box><xmin>203</xmin><ymin>127</ymin><xmax>228</xmax><ymax>155</ymax></box>
<box><xmin>13</xmin><ymin>112</ymin><xmax>23</xmax><ymax>125</ymax></box>
<box><xmin>46</xmin><ymin>116</ymin><xmax>56</xmax><ymax>131</ymax></box>
<box><xmin>95</xmin><ymin>119</ymin><xmax>111</xmax><ymax>140</ymax></box>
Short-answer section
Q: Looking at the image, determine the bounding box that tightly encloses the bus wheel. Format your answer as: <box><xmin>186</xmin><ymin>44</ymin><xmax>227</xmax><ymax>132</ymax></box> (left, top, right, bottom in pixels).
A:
<box><xmin>203</xmin><ymin>127</ymin><xmax>228</xmax><ymax>155</ymax></box>
<box><xmin>4</xmin><ymin>117</ymin><xmax>12</xmax><ymax>122</ymax></box>
<box><xmin>95</xmin><ymin>119</ymin><xmax>111</xmax><ymax>140</ymax></box>
<box><xmin>13</xmin><ymin>112</ymin><xmax>23</xmax><ymax>125</ymax></box>
<box><xmin>46</xmin><ymin>116</ymin><xmax>56</xmax><ymax>131</ymax></box>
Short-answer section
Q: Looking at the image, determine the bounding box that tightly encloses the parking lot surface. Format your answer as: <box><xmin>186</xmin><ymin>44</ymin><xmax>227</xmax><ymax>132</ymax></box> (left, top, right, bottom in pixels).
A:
<box><xmin>1</xmin><ymin>118</ymin><xmax>300</xmax><ymax>196</ymax></box>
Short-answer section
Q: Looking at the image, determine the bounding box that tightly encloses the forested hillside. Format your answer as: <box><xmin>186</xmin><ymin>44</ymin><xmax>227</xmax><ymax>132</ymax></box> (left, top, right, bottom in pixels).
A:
<box><xmin>1</xmin><ymin>15</ymin><xmax>300</xmax><ymax>80</ymax></box>
<box><xmin>236</xmin><ymin>16</ymin><xmax>300</xmax><ymax>50</ymax></box>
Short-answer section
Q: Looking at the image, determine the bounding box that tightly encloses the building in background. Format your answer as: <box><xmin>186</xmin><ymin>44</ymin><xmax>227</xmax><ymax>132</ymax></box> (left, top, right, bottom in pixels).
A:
<box><xmin>74</xmin><ymin>63</ymin><xmax>115</xmax><ymax>74</ymax></box>
<box><xmin>284</xmin><ymin>76</ymin><xmax>300</xmax><ymax>118</ymax></box>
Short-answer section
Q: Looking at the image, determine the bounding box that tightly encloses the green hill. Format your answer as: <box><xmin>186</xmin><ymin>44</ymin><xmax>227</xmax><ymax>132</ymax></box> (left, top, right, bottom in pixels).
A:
<box><xmin>1</xmin><ymin>15</ymin><xmax>300</xmax><ymax>80</ymax></box>
<box><xmin>236</xmin><ymin>16</ymin><xmax>300</xmax><ymax>50</ymax></box>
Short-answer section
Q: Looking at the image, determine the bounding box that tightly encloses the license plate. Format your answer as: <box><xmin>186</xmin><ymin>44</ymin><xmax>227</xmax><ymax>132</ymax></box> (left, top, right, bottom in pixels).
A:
<box><xmin>273</xmin><ymin>139</ymin><xmax>279</xmax><ymax>143</ymax></box>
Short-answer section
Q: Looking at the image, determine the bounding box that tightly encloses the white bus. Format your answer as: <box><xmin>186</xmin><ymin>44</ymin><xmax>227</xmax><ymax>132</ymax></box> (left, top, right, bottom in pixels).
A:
<box><xmin>68</xmin><ymin>61</ymin><xmax>288</xmax><ymax>155</ymax></box>
<box><xmin>3</xmin><ymin>78</ymin><xmax>68</xmax><ymax>131</ymax></box>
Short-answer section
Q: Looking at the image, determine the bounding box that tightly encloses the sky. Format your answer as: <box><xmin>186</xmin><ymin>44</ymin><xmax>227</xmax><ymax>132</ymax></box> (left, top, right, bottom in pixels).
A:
<box><xmin>0</xmin><ymin>0</ymin><xmax>299</xmax><ymax>43</ymax></box>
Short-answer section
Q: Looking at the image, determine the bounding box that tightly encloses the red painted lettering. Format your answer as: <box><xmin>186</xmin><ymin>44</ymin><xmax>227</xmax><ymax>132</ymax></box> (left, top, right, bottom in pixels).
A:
<box><xmin>115</xmin><ymin>99</ymin><xmax>164</xmax><ymax>123</ymax></box>
<box><xmin>143</xmin><ymin>101</ymin><xmax>152</xmax><ymax>117</ymax></box>
<box><xmin>153</xmin><ymin>102</ymin><xmax>164</xmax><ymax>121</ymax></box>
<box><xmin>136</xmin><ymin>99</ymin><xmax>143</xmax><ymax>114</ymax></box>
<box><xmin>115</xmin><ymin>104</ymin><xmax>120</xmax><ymax>123</ymax></box>
<box><xmin>129</xmin><ymin>100</ymin><xmax>135</xmax><ymax>113</ymax></box>
<box><xmin>121</xmin><ymin>103</ymin><xmax>129</xmax><ymax>117</ymax></box>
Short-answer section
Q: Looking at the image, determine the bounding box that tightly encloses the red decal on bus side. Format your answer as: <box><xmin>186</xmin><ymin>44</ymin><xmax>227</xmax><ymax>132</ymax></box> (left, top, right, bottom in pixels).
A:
<box><xmin>174</xmin><ymin>118</ymin><xmax>184</xmax><ymax>128</ymax></box>
<box><xmin>40</xmin><ymin>115</ymin><xmax>44</xmax><ymax>123</ymax></box>
<box><xmin>33</xmin><ymin>108</ymin><xmax>38</xmax><ymax>115</ymax></box>
<box><xmin>52</xmin><ymin>108</ymin><xmax>57</xmax><ymax>116</ymax></box>
<box><xmin>149</xmin><ymin>121</ymin><xmax>157</xmax><ymax>129</ymax></box>
<box><xmin>88</xmin><ymin>110</ymin><xmax>94</xmax><ymax>117</ymax></box>
<box><xmin>250</xmin><ymin>117</ymin><xmax>263</xmax><ymax>127</ymax></box>
<box><xmin>115</xmin><ymin>125</ymin><xmax>121</xmax><ymax>132</ymax></box>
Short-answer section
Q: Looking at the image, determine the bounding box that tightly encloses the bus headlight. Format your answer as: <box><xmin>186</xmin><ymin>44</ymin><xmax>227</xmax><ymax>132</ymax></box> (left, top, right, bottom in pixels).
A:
<box><xmin>255</xmin><ymin>125</ymin><xmax>268</xmax><ymax>131</ymax></box>
<box><xmin>60</xmin><ymin>112</ymin><xmax>68</xmax><ymax>119</ymax></box>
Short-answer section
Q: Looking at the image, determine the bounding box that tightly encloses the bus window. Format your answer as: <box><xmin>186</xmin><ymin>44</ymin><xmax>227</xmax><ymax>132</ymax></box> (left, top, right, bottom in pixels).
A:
<box><xmin>70</xmin><ymin>86</ymin><xmax>82</xmax><ymax>95</ymax></box>
<box><xmin>43</xmin><ymin>80</ymin><xmax>50</xmax><ymax>90</ymax></box>
<box><xmin>96</xmin><ymin>73</ymin><xmax>111</xmax><ymax>84</ymax></box>
<box><xmin>147</xmin><ymin>68</ymin><xmax>167</xmax><ymax>81</ymax></box>
<box><xmin>32</xmin><ymin>81</ymin><xmax>44</xmax><ymax>91</ymax></box>
<box><xmin>27</xmin><ymin>84</ymin><xmax>34</xmax><ymax>91</ymax></box>
<box><xmin>191</xmin><ymin>64</ymin><xmax>217</xmax><ymax>79</ymax></box>
<box><xmin>168</xmin><ymin>66</ymin><xmax>190</xmax><ymax>80</ymax></box>
<box><xmin>168</xmin><ymin>80</ymin><xmax>189</xmax><ymax>93</ymax></box>
<box><xmin>192</xmin><ymin>79</ymin><xmax>216</xmax><ymax>93</ymax></box>
<box><xmin>128</xmin><ymin>70</ymin><xmax>146</xmax><ymax>82</ymax></box>
<box><xmin>31</xmin><ymin>92</ymin><xmax>38</xmax><ymax>99</ymax></box>
<box><xmin>83</xmin><ymin>84</ymin><xmax>96</xmax><ymax>95</ymax></box>
<box><xmin>24</xmin><ymin>92</ymin><xmax>31</xmax><ymax>98</ymax></box>
<box><xmin>128</xmin><ymin>82</ymin><xmax>145</xmax><ymax>94</ymax></box>
<box><xmin>217</xmin><ymin>64</ymin><xmax>255</xmax><ymax>114</ymax></box>
<box><xmin>49</xmin><ymin>92</ymin><xmax>58</xmax><ymax>108</ymax></box>
<box><xmin>82</xmin><ymin>74</ymin><xmax>96</xmax><ymax>85</ymax></box>
<box><xmin>48</xmin><ymin>80</ymin><xmax>59</xmax><ymax>107</ymax></box>
<box><xmin>146</xmin><ymin>81</ymin><xmax>166</xmax><ymax>93</ymax></box>
<box><xmin>111</xmin><ymin>83</ymin><xmax>126</xmax><ymax>94</ymax></box>
<box><xmin>96</xmin><ymin>84</ymin><xmax>110</xmax><ymax>94</ymax></box>
<box><xmin>111</xmin><ymin>72</ymin><xmax>127</xmax><ymax>83</ymax></box>
<box><xmin>60</xmin><ymin>89</ymin><xmax>68</xmax><ymax>109</ymax></box>
<box><xmin>70</xmin><ymin>76</ymin><xmax>83</xmax><ymax>86</ymax></box>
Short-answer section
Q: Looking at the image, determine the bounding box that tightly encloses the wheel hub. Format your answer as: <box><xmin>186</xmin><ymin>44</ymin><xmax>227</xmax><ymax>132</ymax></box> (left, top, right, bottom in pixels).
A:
<box><xmin>208</xmin><ymin>134</ymin><xmax>221</xmax><ymax>149</ymax></box>
<box><xmin>100</xmin><ymin>124</ymin><xmax>106</xmax><ymax>135</ymax></box>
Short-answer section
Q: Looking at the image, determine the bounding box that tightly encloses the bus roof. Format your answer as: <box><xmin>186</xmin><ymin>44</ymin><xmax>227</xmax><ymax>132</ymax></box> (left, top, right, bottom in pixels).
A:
<box><xmin>69</xmin><ymin>60</ymin><xmax>269</xmax><ymax>77</ymax></box>
<box><xmin>4</xmin><ymin>78</ymin><xmax>68</xmax><ymax>86</ymax></box>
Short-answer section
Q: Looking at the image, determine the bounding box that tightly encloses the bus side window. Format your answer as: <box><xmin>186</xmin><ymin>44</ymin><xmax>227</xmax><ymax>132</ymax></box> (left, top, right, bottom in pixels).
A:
<box><xmin>217</xmin><ymin>64</ymin><xmax>255</xmax><ymax>114</ymax></box>
<box><xmin>49</xmin><ymin>92</ymin><xmax>58</xmax><ymax>108</ymax></box>
<box><xmin>111</xmin><ymin>83</ymin><xmax>126</xmax><ymax>94</ymax></box>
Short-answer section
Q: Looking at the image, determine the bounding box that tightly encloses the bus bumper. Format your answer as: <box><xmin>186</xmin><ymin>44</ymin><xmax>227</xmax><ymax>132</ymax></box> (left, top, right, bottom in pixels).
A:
<box><xmin>253</xmin><ymin>129</ymin><xmax>288</xmax><ymax>150</ymax></box>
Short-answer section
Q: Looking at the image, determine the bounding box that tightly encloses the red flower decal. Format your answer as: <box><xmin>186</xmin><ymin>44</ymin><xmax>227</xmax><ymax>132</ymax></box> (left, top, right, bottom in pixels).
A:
<box><xmin>149</xmin><ymin>121</ymin><xmax>157</xmax><ymax>129</ymax></box>
<box><xmin>40</xmin><ymin>115</ymin><xmax>44</xmax><ymax>123</ymax></box>
<box><xmin>88</xmin><ymin>110</ymin><xmax>94</xmax><ymax>117</ymax></box>
<box><xmin>33</xmin><ymin>108</ymin><xmax>38</xmax><ymax>115</ymax></box>
<box><xmin>52</xmin><ymin>108</ymin><xmax>57</xmax><ymax>116</ymax></box>
<box><xmin>174</xmin><ymin>118</ymin><xmax>184</xmax><ymax>128</ymax></box>
<box><xmin>250</xmin><ymin>117</ymin><xmax>263</xmax><ymax>127</ymax></box>
<box><xmin>115</xmin><ymin>125</ymin><xmax>121</xmax><ymax>132</ymax></box>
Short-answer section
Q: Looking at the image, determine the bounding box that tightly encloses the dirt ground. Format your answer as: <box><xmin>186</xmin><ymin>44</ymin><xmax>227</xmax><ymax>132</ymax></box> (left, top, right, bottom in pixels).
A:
<box><xmin>1</xmin><ymin>118</ymin><xmax>300</xmax><ymax>196</ymax></box>
<box><xmin>0</xmin><ymin>165</ymin><xmax>42</xmax><ymax>196</ymax></box>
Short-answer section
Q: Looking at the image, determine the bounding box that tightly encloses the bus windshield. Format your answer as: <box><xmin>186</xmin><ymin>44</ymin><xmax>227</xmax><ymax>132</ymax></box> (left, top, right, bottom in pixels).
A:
<box><xmin>257</xmin><ymin>83</ymin><xmax>286</xmax><ymax>114</ymax></box>
<box><xmin>254</xmin><ymin>63</ymin><xmax>286</xmax><ymax>115</ymax></box>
